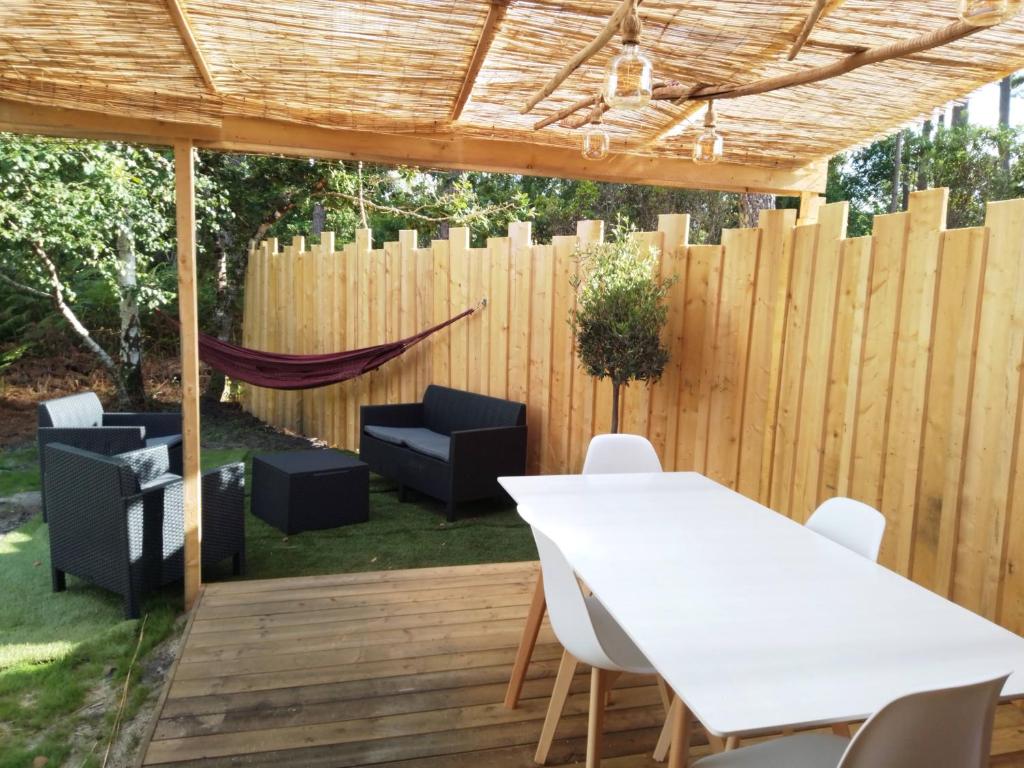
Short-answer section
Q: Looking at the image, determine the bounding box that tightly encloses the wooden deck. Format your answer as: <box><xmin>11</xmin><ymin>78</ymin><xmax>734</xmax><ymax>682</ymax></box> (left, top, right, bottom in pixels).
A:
<box><xmin>140</xmin><ymin>561</ymin><xmax>1024</xmax><ymax>767</ymax></box>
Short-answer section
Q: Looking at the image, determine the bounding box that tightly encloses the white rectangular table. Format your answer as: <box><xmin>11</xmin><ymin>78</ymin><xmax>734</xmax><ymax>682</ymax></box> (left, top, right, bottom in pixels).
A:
<box><xmin>500</xmin><ymin>471</ymin><xmax>1024</xmax><ymax>765</ymax></box>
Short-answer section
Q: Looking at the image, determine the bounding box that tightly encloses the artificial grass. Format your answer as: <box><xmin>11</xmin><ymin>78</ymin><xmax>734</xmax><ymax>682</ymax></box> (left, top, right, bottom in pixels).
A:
<box><xmin>0</xmin><ymin>421</ymin><xmax>536</xmax><ymax>765</ymax></box>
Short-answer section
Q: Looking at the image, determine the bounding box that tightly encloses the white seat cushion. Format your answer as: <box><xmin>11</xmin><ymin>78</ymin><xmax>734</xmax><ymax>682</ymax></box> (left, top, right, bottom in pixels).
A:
<box><xmin>695</xmin><ymin>732</ymin><xmax>849</xmax><ymax>768</ymax></box>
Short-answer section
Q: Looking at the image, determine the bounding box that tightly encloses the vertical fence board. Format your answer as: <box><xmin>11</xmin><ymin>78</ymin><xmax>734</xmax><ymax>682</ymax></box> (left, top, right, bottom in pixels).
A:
<box><xmin>770</xmin><ymin>223</ymin><xmax>818</xmax><ymax>516</ymax></box>
<box><xmin>508</xmin><ymin>224</ymin><xmax>533</xmax><ymax>408</ymax></box>
<box><xmin>705</xmin><ymin>227</ymin><xmax>759</xmax><ymax>488</ymax></box>
<box><xmin>431</xmin><ymin>239</ymin><xmax>452</xmax><ymax>390</ymax></box>
<box><xmin>739</xmin><ymin>209</ymin><xmax>795</xmax><ymax>500</ymax></box>
<box><xmin>489</xmin><ymin>237</ymin><xmax>511</xmax><ymax>400</ymax></box>
<box><xmin>529</xmin><ymin>244</ymin><xmax>555</xmax><ymax>474</ymax></box>
<box><xmin>791</xmin><ymin>202</ymin><xmax>847</xmax><ymax>522</ymax></box>
<box><xmin>675</xmin><ymin>245</ymin><xmax>714</xmax><ymax>472</ymax></box>
<box><xmin>822</xmin><ymin>236</ymin><xmax>873</xmax><ymax>502</ymax></box>
<box><xmin>548</xmin><ymin>235</ymin><xmax>577</xmax><ymax>473</ymax></box>
<box><xmin>847</xmin><ymin>212</ymin><xmax>909</xmax><ymax>518</ymax></box>
<box><xmin>570</xmin><ymin>221</ymin><xmax>602</xmax><ymax>471</ymax></box>
<box><xmin>913</xmin><ymin>227</ymin><xmax>987</xmax><ymax>596</ymax></box>
<box><xmin>649</xmin><ymin>214</ymin><xmax>689</xmax><ymax>467</ymax></box>
<box><xmin>449</xmin><ymin>229</ymin><xmax>470</xmax><ymax>393</ymax></box>
<box><xmin>879</xmin><ymin>189</ymin><xmax>947</xmax><ymax>575</ymax></box>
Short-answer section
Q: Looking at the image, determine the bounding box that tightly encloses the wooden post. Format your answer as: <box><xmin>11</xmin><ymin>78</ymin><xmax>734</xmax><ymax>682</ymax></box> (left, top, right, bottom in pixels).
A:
<box><xmin>174</xmin><ymin>140</ymin><xmax>202</xmax><ymax>611</ymax></box>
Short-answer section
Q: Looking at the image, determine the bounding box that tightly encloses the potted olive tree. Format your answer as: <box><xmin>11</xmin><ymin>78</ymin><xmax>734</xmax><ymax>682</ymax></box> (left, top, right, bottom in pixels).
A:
<box><xmin>570</xmin><ymin>232</ymin><xmax>675</xmax><ymax>434</ymax></box>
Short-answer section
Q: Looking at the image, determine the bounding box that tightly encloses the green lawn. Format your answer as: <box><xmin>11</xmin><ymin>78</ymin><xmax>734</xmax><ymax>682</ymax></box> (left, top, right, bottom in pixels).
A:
<box><xmin>0</xmin><ymin>411</ymin><xmax>535</xmax><ymax>767</ymax></box>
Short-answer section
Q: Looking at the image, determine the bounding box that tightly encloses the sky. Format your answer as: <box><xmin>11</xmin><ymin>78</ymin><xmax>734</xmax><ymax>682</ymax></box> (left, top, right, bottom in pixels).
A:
<box><xmin>960</xmin><ymin>76</ymin><xmax>1021</xmax><ymax>127</ymax></box>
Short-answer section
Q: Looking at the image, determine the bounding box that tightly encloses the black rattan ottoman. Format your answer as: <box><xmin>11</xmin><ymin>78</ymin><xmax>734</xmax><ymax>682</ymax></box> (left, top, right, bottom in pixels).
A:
<box><xmin>252</xmin><ymin>450</ymin><xmax>369</xmax><ymax>534</ymax></box>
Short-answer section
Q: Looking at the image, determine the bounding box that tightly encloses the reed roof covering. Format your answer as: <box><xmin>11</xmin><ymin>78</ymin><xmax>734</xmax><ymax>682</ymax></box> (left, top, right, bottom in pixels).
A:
<box><xmin>1</xmin><ymin>0</ymin><xmax>1021</xmax><ymax>191</ymax></box>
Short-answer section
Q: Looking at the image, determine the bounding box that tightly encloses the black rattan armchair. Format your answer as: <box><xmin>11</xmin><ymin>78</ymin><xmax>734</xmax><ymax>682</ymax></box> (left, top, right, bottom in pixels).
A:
<box><xmin>38</xmin><ymin>392</ymin><xmax>182</xmax><ymax>520</ymax></box>
<box><xmin>44</xmin><ymin>442</ymin><xmax>245</xmax><ymax>618</ymax></box>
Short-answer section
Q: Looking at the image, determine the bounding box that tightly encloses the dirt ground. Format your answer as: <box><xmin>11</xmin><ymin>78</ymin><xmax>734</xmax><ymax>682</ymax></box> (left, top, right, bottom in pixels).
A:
<box><xmin>0</xmin><ymin>349</ymin><xmax>187</xmax><ymax>449</ymax></box>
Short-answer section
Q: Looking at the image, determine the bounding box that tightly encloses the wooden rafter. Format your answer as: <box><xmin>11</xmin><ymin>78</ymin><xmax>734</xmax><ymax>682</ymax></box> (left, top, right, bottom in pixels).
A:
<box><xmin>451</xmin><ymin>0</ymin><xmax>509</xmax><ymax>121</ymax></box>
<box><xmin>165</xmin><ymin>0</ymin><xmax>219</xmax><ymax>95</ymax></box>
<box><xmin>548</xmin><ymin>20</ymin><xmax>984</xmax><ymax>131</ymax></box>
<box><xmin>521</xmin><ymin>0</ymin><xmax>638</xmax><ymax>114</ymax></box>
<box><xmin>789</xmin><ymin>0</ymin><xmax>829</xmax><ymax>61</ymax></box>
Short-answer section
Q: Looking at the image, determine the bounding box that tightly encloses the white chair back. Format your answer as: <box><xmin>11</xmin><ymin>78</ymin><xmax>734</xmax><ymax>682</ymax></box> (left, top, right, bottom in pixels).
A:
<box><xmin>838</xmin><ymin>674</ymin><xmax>1008</xmax><ymax>768</ymax></box>
<box><xmin>806</xmin><ymin>497</ymin><xmax>886</xmax><ymax>562</ymax></box>
<box><xmin>531</xmin><ymin>526</ymin><xmax>620</xmax><ymax>671</ymax></box>
<box><xmin>582</xmin><ymin>434</ymin><xmax>662</xmax><ymax>475</ymax></box>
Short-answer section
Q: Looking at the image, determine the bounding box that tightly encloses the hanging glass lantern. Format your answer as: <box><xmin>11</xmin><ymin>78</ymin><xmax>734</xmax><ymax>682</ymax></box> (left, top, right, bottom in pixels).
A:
<box><xmin>958</xmin><ymin>0</ymin><xmax>1018</xmax><ymax>25</ymax></box>
<box><xmin>693</xmin><ymin>101</ymin><xmax>724</xmax><ymax>165</ymax></box>
<box><xmin>604</xmin><ymin>5</ymin><xmax>654</xmax><ymax>110</ymax></box>
<box><xmin>581</xmin><ymin>104</ymin><xmax>610</xmax><ymax>160</ymax></box>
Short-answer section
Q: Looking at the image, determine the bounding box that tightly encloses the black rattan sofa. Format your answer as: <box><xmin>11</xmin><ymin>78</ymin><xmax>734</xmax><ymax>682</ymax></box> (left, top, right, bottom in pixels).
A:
<box><xmin>38</xmin><ymin>391</ymin><xmax>182</xmax><ymax>520</ymax></box>
<box><xmin>44</xmin><ymin>442</ymin><xmax>245</xmax><ymax>618</ymax></box>
<box><xmin>359</xmin><ymin>385</ymin><xmax>527</xmax><ymax>521</ymax></box>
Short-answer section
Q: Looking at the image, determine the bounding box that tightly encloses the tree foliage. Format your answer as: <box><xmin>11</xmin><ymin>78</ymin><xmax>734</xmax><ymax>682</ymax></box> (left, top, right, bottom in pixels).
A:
<box><xmin>570</xmin><ymin>230</ymin><xmax>675</xmax><ymax>433</ymax></box>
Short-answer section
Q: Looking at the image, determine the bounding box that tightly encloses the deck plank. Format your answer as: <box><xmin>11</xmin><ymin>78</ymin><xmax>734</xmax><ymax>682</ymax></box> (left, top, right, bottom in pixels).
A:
<box><xmin>140</xmin><ymin>562</ymin><xmax>1024</xmax><ymax>767</ymax></box>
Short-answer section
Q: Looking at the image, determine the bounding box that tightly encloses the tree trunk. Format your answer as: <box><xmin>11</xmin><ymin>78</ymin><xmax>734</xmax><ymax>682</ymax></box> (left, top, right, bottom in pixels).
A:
<box><xmin>738</xmin><ymin>193</ymin><xmax>776</xmax><ymax>229</ymax></box>
<box><xmin>951</xmin><ymin>101</ymin><xmax>969</xmax><ymax>127</ymax></box>
<box><xmin>116</xmin><ymin>227</ymin><xmax>146</xmax><ymax>409</ymax></box>
<box><xmin>999</xmin><ymin>75</ymin><xmax>1012</xmax><ymax>173</ymax></box>
<box><xmin>917</xmin><ymin>120</ymin><xmax>932</xmax><ymax>190</ymax></box>
<box><xmin>890</xmin><ymin>131</ymin><xmax>903</xmax><ymax>213</ymax></box>
<box><xmin>203</xmin><ymin>231</ymin><xmax>231</xmax><ymax>401</ymax></box>
<box><xmin>611</xmin><ymin>381</ymin><xmax>621</xmax><ymax>434</ymax></box>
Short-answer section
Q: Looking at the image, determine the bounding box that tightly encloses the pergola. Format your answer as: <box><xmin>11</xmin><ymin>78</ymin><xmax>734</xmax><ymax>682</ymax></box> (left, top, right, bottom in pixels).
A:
<box><xmin>2</xmin><ymin>0</ymin><xmax>1022</xmax><ymax>609</ymax></box>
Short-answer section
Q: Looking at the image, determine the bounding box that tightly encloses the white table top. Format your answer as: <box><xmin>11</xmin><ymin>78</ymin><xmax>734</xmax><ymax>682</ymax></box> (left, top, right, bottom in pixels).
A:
<box><xmin>499</xmin><ymin>471</ymin><xmax>1024</xmax><ymax>737</ymax></box>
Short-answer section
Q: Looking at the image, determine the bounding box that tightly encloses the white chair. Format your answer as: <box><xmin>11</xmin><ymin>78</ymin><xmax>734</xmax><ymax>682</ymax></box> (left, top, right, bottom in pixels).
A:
<box><xmin>581</xmin><ymin>433</ymin><xmax>663</xmax><ymax>474</ymax></box>
<box><xmin>805</xmin><ymin>497</ymin><xmax>886</xmax><ymax>563</ymax></box>
<box><xmin>693</xmin><ymin>673</ymin><xmax>1009</xmax><ymax>768</ymax></box>
<box><xmin>532</xmin><ymin>526</ymin><xmax>669</xmax><ymax>767</ymax></box>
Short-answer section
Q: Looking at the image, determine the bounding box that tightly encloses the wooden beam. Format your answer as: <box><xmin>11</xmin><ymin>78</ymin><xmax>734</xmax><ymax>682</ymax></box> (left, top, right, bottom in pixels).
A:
<box><xmin>451</xmin><ymin>1</ymin><xmax>509</xmax><ymax>121</ymax></box>
<box><xmin>165</xmin><ymin>0</ymin><xmax>219</xmax><ymax>95</ymax></box>
<box><xmin>521</xmin><ymin>0</ymin><xmax>636</xmax><ymax>114</ymax></box>
<box><xmin>0</xmin><ymin>99</ymin><xmax>827</xmax><ymax>194</ymax></box>
<box><xmin>788</xmin><ymin>0</ymin><xmax>829</xmax><ymax>61</ymax></box>
<box><xmin>683</xmin><ymin>19</ymin><xmax>983</xmax><ymax>102</ymax></box>
<box><xmin>174</xmin><ymin>140</ymin><xmax>203</xmax><ymax>611</ymax></box>
<box><xmin>209</xmin><ymin>115</ymin><xmax>829</xmax><ymax>194</ymax></box>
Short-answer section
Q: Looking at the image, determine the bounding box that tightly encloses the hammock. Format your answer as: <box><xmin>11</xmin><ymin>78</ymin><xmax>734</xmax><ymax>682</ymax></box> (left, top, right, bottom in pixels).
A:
<box><xmin>161</xmin><ymin>306</ymin><xmax>477</xmax><ymax>390</ymax></box>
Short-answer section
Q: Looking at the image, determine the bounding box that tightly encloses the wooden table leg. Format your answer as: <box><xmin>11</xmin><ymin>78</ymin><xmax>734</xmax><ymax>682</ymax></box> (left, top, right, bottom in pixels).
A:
<box><xmin>667</xmin><ymin>696</ymin><xmax>692</xmax><ymax>768</ymax></box>
<box><xmin>504</xmin><ymin>571</ymin><xmax>546</xmax><ymax>709</ymax></box>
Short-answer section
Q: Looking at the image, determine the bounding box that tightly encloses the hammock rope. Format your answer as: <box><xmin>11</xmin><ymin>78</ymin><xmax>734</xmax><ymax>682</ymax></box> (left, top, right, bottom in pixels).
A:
<box><xmin>160</xmin><ymin>303</ymin><xmax>480</xmax><ymax>390</ymax></box>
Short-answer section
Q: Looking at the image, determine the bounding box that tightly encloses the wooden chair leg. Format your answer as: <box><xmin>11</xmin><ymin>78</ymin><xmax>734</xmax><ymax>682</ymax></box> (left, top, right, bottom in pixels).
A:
<box><xmin>667</xmin><ymin>696</ymin><xmax>692</xmax><ymax>768</ymax></box>
<box><xmin>831</xmin><ymin>723</ymin><xmax>852</xmax><ymax>737</ymax></box>
<box><xmin>656</xmin><ymin>676</ymin><xmax>672</xmax><ymax>713</ymax></box>
<box><xmin>504</xmin><ymin>572</ymin><xmax>546</xmax><ymax>709</ymax></box>
<box><xmin>535</xmin><ymin>650</ymin><xmax>577</xmax><ymax>765</ymax></box>
<box><xmin>705</xmin><ymin>733</ymin><xmax>726</xmax><ymax>753</ymax></box>
<box><xmin>654</xmin><ymin>697</ymin><xmax>677</xmax><ymax>762</ymax></box>
<box><xmin>725</xmin><ymin>736</ymin><xmax>740</xmax><ymax>751</ymax></box>
<box><xmin>587</xmin><ymin>667</ymin><xmax>609</xmax><ymax>768</ymax></box>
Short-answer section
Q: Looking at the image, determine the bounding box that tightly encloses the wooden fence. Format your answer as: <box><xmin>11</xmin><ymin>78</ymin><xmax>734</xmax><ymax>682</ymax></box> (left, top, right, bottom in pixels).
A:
<box><xmin>241</xmin><ymin>188</ymin><xmax>1024</xmax><ymax>633</ymax></box>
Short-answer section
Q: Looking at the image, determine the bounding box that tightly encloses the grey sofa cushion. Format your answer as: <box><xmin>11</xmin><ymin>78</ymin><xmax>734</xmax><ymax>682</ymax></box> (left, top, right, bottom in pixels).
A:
<box><xmin>401</xmin><ymin>431</ymin><xmax>450</xmax><ymax>462</ymax></box>
<box><xmin>363</xmin><ymin>426</ymin><xmax>450</xmax><ymax>462</ymax></box>
<box><xmin>364</xmin><ymin>425</ymin><xmax>408</xmax><ymax>445</ymax></box>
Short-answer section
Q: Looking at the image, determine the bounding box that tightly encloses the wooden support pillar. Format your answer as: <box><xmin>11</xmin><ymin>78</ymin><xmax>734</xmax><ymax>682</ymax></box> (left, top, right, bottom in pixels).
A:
<box><xmin>175</xmin><ymin>140</ymin><xmax>203</xmax><ymax>610</ymax></box>
<box><xmin>798</xmin><ymin>192</ymin><xmax>825</xmax><ymax>225</ymax></box>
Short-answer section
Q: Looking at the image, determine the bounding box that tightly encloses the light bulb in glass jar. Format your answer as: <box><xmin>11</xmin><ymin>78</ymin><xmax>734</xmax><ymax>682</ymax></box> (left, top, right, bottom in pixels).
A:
<box><xmin>582</xmin><ymin>125</ymin><xmax>611</xmax><ymax>160</ymax></box>
<box><xmin>693</xmin><ymin>102</ymin><xmax>724</xmax><ymax>165</ymax></box>
<box><xmin>604</xmin><ymin>43</ymin><xmax>654</xmax><ymax>109</ymax></box>
<box><xmin>959</xmin><ymin>0</ymin><xmax>1017</xmax><ymax>25</ymax></box>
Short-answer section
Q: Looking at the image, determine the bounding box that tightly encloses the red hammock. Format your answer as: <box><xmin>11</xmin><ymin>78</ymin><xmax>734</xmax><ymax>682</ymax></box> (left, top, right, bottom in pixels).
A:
<box><xmin>161</xmin><ymin>307</ymin><xmax>476</xmax><ymax>390</ymax></box>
